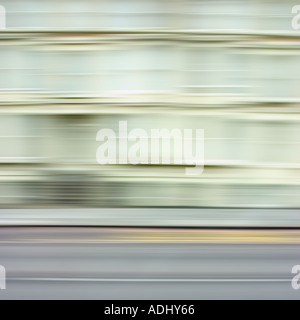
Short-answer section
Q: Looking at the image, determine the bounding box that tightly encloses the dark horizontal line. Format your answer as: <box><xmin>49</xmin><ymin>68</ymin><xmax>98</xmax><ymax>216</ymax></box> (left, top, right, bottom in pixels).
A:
<box><xmin>0</xmin><ymin>225</ymin><xmax>300</xmax><ymax>230</ymax></box>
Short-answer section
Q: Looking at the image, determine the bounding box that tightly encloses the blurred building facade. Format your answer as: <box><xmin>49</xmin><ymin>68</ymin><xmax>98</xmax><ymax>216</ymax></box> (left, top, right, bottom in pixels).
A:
<box><xmin>0</xmin><ymin>0</ymin><xmax>299</xmax><ymax>207</ymax></box>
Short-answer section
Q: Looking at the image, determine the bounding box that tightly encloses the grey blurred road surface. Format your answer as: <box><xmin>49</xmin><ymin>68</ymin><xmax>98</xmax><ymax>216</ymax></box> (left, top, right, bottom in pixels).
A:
<box><xmin>0</xmin><ymin>229</ymin><xmax>300</xmax><ymax>299</ymax></box>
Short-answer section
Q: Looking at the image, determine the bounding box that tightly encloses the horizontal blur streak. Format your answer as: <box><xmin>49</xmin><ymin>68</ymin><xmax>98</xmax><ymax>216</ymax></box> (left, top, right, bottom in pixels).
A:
<box><xmin>0</xmin><ymin>0</ymin><xmax>299</xmax><ymax>212</ymax></box>
<box><xmin>1</xmin><ymin>227</ymin><xmax>300</xmax><ymax>242</ymax></box>
<box><xmin>0</xmin><ymin>208</ymin><xmax>300</xmax><ymax>228</ymax></box>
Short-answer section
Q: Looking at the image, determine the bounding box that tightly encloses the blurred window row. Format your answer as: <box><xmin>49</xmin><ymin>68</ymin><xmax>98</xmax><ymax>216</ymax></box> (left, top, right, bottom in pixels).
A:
<box><xmin>0</xmin><ymin>0</ymin><xmax>295</xmax><ymax>31</ymax></box>
<box><xmin>0</xmin><ymin>44</ymin><xmax>300</xmax><ymax>98</ymax></box>
<box><xmin>0</xmin><ymin>115</ymin><xmax>299</xmax><ymax>165</ymax></box>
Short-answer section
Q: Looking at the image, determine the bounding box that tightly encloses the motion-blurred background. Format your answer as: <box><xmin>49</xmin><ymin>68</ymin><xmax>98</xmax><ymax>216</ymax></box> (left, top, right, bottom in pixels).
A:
<box><xmin>0</xmin><ymin>0</ymin><xmax>300</xmax><ymax>211</ymax></box>
<box><xmin>1</xmin><ymin>0</ymin><xmax>300</xmax><ymax>301</ymax></box>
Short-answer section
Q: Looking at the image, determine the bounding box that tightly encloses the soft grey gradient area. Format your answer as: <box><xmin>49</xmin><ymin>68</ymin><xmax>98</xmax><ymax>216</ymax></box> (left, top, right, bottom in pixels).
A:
<box><xmin>0</xmin><ymin>237</ymin><xmax>299</xmax><ymax>300</ymax></box>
